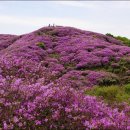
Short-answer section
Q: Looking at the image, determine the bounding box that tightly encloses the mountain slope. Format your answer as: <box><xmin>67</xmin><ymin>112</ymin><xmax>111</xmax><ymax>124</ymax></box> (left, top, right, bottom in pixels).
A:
<box><xmin>0</xmin><ymin>26</ymin><xmax>130</xmax><ymax>88</ymax></box>
<box><xmin>0</xmin><ymin>26</ymin><xmax>130</xmax><ymax>129</ymax></box>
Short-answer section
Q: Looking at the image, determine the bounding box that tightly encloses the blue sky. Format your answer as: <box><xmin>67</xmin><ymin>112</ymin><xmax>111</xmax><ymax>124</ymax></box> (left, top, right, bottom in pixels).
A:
<box><xmin>0</xmin><ymin>1</ymin><xmax>130</xmax><ymax>38</ymax></box>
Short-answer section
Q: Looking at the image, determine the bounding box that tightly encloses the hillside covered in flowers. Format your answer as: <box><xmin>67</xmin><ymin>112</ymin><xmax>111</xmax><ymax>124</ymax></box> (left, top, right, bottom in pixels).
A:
<box><xmin>0</xmin><ymin>26</ymin><xmax>130</xmax><ymax>129</ymax></box>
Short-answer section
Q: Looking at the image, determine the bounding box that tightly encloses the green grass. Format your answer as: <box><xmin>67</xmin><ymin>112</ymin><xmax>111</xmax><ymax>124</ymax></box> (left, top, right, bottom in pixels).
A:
<box><xmin>85</xmin><ymin>84</ymin><xmax>130</xmax><ymax>105</ymax></box>
<box><xmin>36</xmin><ymin>42</ymin><xmax>45</xmax><ymax>49</ymax></box>
<box><xmin>125</xmin><ymin>84</ymin><xmax>130</xmax><ymax>94</ymax></box>
<box><xmin>49</xmin><ymin>53</ymin><xmax>60</xmax><ymax>59</ymax></box>
<box><xmin>64</xmin><ymin>63</ymin><xmax>75</xmax><ymax>69</ymax></box>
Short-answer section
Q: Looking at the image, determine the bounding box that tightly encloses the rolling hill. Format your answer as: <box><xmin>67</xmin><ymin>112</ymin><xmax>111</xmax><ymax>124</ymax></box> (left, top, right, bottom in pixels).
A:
<box><xmin>0</xmin><ymin>26</ymin><xmax>130</xmax><ymax>129</ymax></box>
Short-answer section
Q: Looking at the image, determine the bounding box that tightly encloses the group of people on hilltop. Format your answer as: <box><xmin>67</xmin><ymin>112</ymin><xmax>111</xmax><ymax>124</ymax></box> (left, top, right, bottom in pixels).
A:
<box><xmin>48</xmin><ymin>24</ymin><xmax>55</xmax><ymax>27</ymax></box>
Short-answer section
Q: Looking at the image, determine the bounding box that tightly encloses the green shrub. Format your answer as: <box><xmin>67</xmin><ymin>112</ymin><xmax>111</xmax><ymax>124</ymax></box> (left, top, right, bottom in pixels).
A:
<box><xmin>125</xmin><ymin>84</ymin><xmax>130</xmax><ymax>94</ymax></box>
<box><xmin>36</xmin><ymin>42</ymin><xmax>45</xmax><ymax>49</ymax></box>
<box><xmin>106</xmin><ymin>33</ymin><xmax>114</xmax><ymax>37</ymax></box>
<box><xmin>98</xmin><ymin>76</ymin><xmax>119</xmax><ymax>86</ymax></box>
<box><xmin>116</xmin><ymin>36</ymin><xmax>130</xmax><ymax>46</ymax></box>
<box><xmin>106</xmin><ymin>33</ymin><xmax>130</xmax><ymax>46</ymax></box>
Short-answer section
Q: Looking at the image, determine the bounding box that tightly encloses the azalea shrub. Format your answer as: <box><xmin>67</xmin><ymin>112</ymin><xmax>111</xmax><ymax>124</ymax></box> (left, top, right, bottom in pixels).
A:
<box><xmin>0</xmin><ymin>26</ymin><xmax>130</xmax><ymax>129</ymax></box>
<box><xmin>0</xmin><ymin>77</ymin><xmax>130</xmax><ymax>130</ymax></box>
<box><xmin>0</xmin><ymin>56</ymin><xmax>45</xmax><ymax>83</ymax></box>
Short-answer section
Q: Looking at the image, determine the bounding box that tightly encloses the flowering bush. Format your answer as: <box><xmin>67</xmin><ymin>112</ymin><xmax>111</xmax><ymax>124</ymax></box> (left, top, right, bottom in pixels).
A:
<box><xmin>0</xmin><ymin>56</ymin><xmax>45</xmax><ymax>83</ymax></box>
<box><xmin>0</xmin><ymin>26</ymin><xmax>130</xmax><ymax>129</ymax></box>
<box><xmin>0</xmin><ymin>77</ymin><xmax>130</xmax><ymax>130</ymax></box>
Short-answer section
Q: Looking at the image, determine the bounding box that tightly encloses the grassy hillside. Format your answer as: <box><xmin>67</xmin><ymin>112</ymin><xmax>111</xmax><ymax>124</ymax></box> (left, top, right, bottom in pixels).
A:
<box><xmin>106</xmin><ymin>33</ymin><xmax>130</xmax><ymax>46</ymax></box>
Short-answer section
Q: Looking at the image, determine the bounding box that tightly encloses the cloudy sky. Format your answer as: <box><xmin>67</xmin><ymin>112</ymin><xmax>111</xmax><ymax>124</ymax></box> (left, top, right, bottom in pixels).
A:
<box><xmin>0</xmin><ymin>1</ymin><xmax>130</xmax><ymax>37</ymax></box>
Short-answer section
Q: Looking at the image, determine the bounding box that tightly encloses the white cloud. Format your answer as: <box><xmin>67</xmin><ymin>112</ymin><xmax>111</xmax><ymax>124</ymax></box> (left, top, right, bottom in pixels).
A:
<box><xmin>0</xmin><ymin>15</ymin><xmax>92</xmax><ymax>34</ymax></box>
<box><xmin>0</xmin><ymin>15</ymin><xmax>32</xmax><ymax>26</ymax></box>
<box><xmin>0</xmin><ymin>14</ymin><xmax>130</xmax><ymax>38</ymax></box>
<box><xmin>0</xmin><ymin>15</ymin><xmax>88</xmax><ymax>27</ymax></box>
